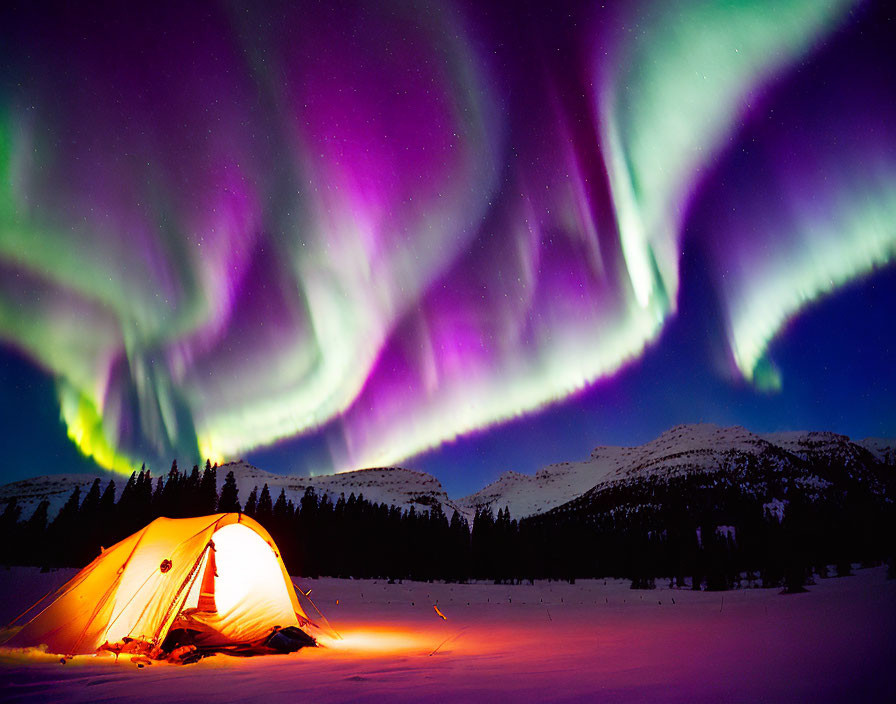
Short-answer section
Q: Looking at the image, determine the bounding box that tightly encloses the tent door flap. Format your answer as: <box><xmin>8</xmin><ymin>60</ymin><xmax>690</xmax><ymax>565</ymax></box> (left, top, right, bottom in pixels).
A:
<box><xmin>196</xmin><ymin>543</ymin><xmax>217</xmax><ymax>613</ymax></box>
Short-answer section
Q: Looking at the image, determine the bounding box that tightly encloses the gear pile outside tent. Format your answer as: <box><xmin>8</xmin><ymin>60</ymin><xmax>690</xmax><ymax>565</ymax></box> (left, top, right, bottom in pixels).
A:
<box><xmin>1</xmin><ymin>514</ymin><xmax>320</xmax><ymax>661</ymax></box>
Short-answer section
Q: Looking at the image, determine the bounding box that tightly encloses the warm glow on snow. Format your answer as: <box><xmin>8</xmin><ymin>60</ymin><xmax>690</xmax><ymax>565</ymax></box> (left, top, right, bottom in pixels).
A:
<box><xmin>318</xmin><ymin>628</ymin><xmax>435</xmax><ymax>656</ymax></box>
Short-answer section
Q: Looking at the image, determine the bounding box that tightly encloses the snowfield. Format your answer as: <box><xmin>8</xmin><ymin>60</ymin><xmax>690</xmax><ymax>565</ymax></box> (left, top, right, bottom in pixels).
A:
<box><xmin>1</xmin><ymin>567</ymin><xmax>894</xmax><ymax>703</ymax></box>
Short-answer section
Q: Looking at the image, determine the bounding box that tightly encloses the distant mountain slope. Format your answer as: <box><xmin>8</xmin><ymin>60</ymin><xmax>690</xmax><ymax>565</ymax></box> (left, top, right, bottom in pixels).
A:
<box><xmin>457</xmin><ymin>424</ymin><xmax>782</xmax><ymax>518</ymax></box>
<box><xmin>459</xmin><ymin>424</ymin><xmax>893</xmax><ymax>518</ymax></box>
<box><xmin>1</xmin><ymin>424</ymin><xmax>892</xmax><ymax>522</ymax></box>
<box><xmin>0</xmin><ymin>462</ymin><xmax>465</xmax><ymax>521</ymax></box>
<box><xmin>214</xmin><ymin>461</ymin><xmax>466</xmax><ymax>519</ymax></box>
<box><xmin>761</xmin><ymin>430</ymin><xmax>877</xmax><ymax>465</ymax></box>
<box><xmin>0</xmin><ymin>473</ymin><xmax>117</xmax><ymax>523</ymax></box>
<box><xmin>538</xmin><ymin>426</ymin><xmax>893</xmax><ymax>533</ymax></box>
<box><xmin>856</xmin><ymin>437</ymin><xmax>896</xmax><ymax>464</ymax></box>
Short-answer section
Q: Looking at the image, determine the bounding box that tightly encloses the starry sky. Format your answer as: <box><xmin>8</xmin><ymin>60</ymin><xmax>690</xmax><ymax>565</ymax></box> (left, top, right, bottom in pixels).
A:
<box><xmin>1</xmin><ymin>0</ymin><xmax>893</xmax><ymax>496</ymax></box>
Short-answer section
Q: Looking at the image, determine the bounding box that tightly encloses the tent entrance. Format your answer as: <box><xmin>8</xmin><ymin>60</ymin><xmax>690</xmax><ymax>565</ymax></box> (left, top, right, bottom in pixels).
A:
<box><xmin>180</xmin><ymin>542</ymin><xmax>217</xmax><ymax>614</ymax></box>
<box><xmin>169</xmin><ymin>523</ymin><xmax>299</xmax><ymax>648</ymax></box>
<box><xmin>196</xmin><ymin>543</ymin><xmax>217</xmax><ymax>612</ymax></box>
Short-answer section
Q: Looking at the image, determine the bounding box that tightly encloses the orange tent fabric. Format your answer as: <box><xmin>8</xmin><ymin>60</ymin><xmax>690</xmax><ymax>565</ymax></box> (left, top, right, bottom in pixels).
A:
<box><xmin>3</xmin><ymin>514</ymin><xmax>309</xmax><ymax>656</ymax></box>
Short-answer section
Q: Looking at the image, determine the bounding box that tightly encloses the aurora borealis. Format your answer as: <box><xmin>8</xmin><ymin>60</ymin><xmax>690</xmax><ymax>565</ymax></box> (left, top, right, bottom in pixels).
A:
<box><xmin>1</xmin><ymin>0</ymin><xmax>894</xmax><ymax>489</ymax></box>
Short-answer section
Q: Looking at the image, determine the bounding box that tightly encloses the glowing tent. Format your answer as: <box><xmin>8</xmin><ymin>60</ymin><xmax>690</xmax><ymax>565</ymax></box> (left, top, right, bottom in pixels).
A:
<box><xmin>3</xmin><ymin>514</ymin><xmax>313</xmax><ymax>658</ymax></box>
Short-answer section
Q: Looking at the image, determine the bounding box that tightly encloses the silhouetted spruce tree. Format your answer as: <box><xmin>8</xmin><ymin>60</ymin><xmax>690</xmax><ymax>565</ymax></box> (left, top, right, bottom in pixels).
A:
<box><xmin>471</xmin><ymin>508</ymin><xmax>495</xmax><ymax>579</ymax></box>
<box><xmin>317</xmin><ymin>494</ymin><xmax>335</xmax><ymax>575</ymax></box>
<box><xmin>114</xmin><ymin>471</ymin><xmax>138</xmax><ymax>541</ymax></box>
<box><xmin>134</xmin><ymin>467</ymin><xmax>154</xmax><ymax>530</ymax></box>
<box><xmin>97</xmin><ymin>480</ymin><xmax>116</xmax><ymax>550</ymax></box>
<box><xmin>429</xmin><ymin>503</ymin><xmax>451</xmax><ymax>581</ymax></box>
<box><xmin>403</xmin><ymin>505</ymin><xmax>419</xmax><ymax>580</ymax></box>
<box><xmin>493</xmin><ymin>507</ymin><xmax>512</xmax><ymax>583</ymax></box>
<box><xmin>198</xmin><ymin>460</ymin><xmax>218</xmax><ymax>514</ymax></box>
<box><xmin>297</xmin><ymin>488</ymin><xmax>320</xmax><ymax>577</ymax></box>
<box><xmin>80</xmin><ymin>478</ymin><xmax>101</xmax><ymax>515</ymax></box>
<box><xmin>331</xmin><ymin>493</ymin><xmax>347</xmax><ymax>576</ymax></box>
<box><xmin>448</xmin><ymin>510</ymin><xmax>471</xmax><ymax>582</ymax></box>
<box><xmin>22</xmin><ymin>500</ymin><xmax>49</xmax><ymax>566</ymax></box>
<box><xmin>49</xmin><ymin>485</ymin><xmax>81</xmax><ymax>566</ymax></box>
<box><xmin>184</xmin><ymin>465</ymin><xmax>201</xmax><ymax>514</ymax></box>
<box><xmin>380</xmin><ymin>504</ymin><xmax>401</xmax><ymax>579</ymax></box>
<box><xmin>151</xmin><ymin>476</ymin><xmax>165</xmax><ymax>518</ymax></box>
<box><xmin>0</xmin><ymin>499</ymin><xmax>21</xmax><ymax>564</ymax></box>
<box><xmin>77</xmin><ymin>478</ymin><xmax>103</xmax><ymax>564</ymax></box>
<box><xmin>0</xmin><ymin>498</ymin><xmax>20</xmax><ymax>530</ymax></box>
<box><xmin>159</xmin><ymin>461</ymin><xmax>181</xmax><ymax>517</ymax></box>
<box><xmin>272</xmin><ymin>489</ymin><xmax>294</xmax><ymax>566</ymax></box>
<box><xmin>218</xmin><ymin>471</ymin><xmax>241</xmax><ymax>512</ymax></box>
<box><xmin>255</xmin><ymin>484</ymin><xmax>273</xmax><ymax>526</ymax></box>
<box><xmin>244</xmin><ymin>486</ymin><xmax>259</xmax><ymax>516</ymax></box>
<box><xmin>273</xmin><ymin>489</ymin><xmax>290</xmax><ymax>522</ymax></box>
<box><xmin>119</xmin><ymin>471</ymin><xmax>137</xmax><ymax>505</ymax></box>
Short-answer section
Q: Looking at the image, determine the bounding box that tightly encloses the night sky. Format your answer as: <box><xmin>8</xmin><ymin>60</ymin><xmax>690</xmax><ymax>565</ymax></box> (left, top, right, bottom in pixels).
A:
<box><xmin>0</xmin><ymin>0</ymin><xmax>893</xmax><ymax>496</ymax></box>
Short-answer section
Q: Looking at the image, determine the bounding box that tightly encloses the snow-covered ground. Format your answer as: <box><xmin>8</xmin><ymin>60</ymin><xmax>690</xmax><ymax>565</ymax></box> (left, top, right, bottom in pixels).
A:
<box><xmin>1</xmin><ymin>566</ymin><xmax>893</xmax><ymax>703</ymax></box>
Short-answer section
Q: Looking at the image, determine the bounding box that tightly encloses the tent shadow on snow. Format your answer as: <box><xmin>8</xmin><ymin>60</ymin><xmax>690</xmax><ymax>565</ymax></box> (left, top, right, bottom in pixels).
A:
<box><xmin>0</xmin><ymin>513</ymin><xmax>330</xmax><ymax>664</ymax></box>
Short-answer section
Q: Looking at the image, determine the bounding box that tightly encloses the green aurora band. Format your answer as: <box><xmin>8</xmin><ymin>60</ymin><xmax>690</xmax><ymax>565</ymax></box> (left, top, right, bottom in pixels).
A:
<box><xmin>0</xmin><ymin>0</ymin><xmax>893</xmax><ymax>475</ymax></box>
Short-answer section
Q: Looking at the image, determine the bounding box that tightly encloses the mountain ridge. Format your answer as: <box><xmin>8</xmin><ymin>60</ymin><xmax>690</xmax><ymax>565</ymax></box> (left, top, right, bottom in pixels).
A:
<box><xmin>1</xmin><ymin>424</ymin><xmax>892</xmax><ymax>522</ymax></box>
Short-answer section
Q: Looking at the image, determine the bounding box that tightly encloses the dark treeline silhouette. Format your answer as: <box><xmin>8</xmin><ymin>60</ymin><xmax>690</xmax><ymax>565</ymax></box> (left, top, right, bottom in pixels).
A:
<box><xmin>0</xmin><ymin>461</ymin><xmax>472</xmax><ymax>583</ymax></box>
<box><xmin>1</xmin><ymin>451</ymin><xmax>893</xmax><ymax>591</ymax></box>
<box><xmin>518</xmin><ymin>452</ymin><xmax>896</xmax><ymax>591</ymax></box>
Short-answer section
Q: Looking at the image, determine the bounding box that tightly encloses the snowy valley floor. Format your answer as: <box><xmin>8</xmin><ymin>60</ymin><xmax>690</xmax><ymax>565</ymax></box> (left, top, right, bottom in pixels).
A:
<box><xmin>0</xmin><ymin>567</ymin><xmax>894</xmax><ymax>703</ymax></box>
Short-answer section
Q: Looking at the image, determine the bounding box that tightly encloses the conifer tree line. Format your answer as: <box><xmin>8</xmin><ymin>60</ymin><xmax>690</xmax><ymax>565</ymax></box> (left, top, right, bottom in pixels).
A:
<box><xmin>517</xmin><ymin>455</ymin><xmax>896</xmax><ymax>591</ymax></box>
<box><xmin>1</xmin><ymin>455</ymin><xmax>893</xmax><ymax>590</ymax></box>
<box><xmin>0</xmin><ymin>461</ymin><xmax>474</xmax><ymax>582</ymax></box>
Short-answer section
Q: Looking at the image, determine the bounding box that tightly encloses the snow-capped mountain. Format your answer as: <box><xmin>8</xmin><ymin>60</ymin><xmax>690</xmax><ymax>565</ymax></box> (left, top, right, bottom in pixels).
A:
<box><xmin>212</xmin><ymin>461</ymin><xmax>466</xmax><ymax>519</ymax></box>
<box><xmin>458</xmin><ymin>425</ymin><xmax>789</xmax><ymax>518</ymax></box>
<box><xmin>0</xmin><ymin>462</ymin><xmax>465</xmax><ymax>522</ymax></box>
<box><xmin>459</xmin><ymin>424</ymin><xmax>893</xmax><ymax>519</ymax></box>
<box><xmin>1</xmin><ymin>424</ymin><xmax>892</xmax><ymax>522</ymax></box>
<box><xmin>543</xmin><ymin>425</ymin><xmax>893</xmax><ymax>525</ymax></box>
<box><xmin>856</xmin><ymin>437</ymin><xmax>896</xmax><ymax>465</ymax></box>
<box><xmin>0</xmin><ymin>473</ymin><xmax>118</xmax><ymax>524</ymax></box>
<box><xmin>762</xmin><ymin>430</ymin><xmax>875</xmax><ymax>465</ymax></box>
